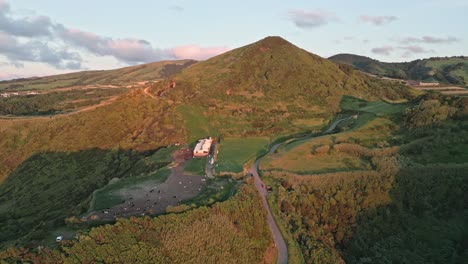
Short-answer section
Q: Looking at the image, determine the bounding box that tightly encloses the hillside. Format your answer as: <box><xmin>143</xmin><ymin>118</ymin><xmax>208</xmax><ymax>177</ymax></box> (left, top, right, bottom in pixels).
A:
<box><xmin>151</xmin><ymin>36</ymin><xmax>412</xmax><ymax>138</ymax></box>
<box><xmin>0</xmin><ymin>59</ymin><xmax>196</xmax><ymax>91</ymax></box>
<box><xmin>0</xmin><ymin>36</ymin><xmax>414</xmax><ymax>182</ymax></box>
<box><xmin>329</xmin><ymin>54</ymin><xmax>468</xmax><ymax>87</ymax></box>
<box><xmin>260</xmin><ymin>94</ymin><xmax>468</xmax><ymax>263</ymax></box>
<box><xmin>0</xmin><ymin>36</ymin><xmax>415</xmax><ymax>254</ymax></box>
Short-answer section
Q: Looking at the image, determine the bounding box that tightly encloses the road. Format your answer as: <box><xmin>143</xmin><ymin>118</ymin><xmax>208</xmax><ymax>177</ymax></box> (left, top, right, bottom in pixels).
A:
<box><xmin>324</xmin><ymin>116</ymin><xmax>354</xmax><ymax>134</ymax></box>
<box><xmin>249</xmin><ymin>151</ymin><xmax>288</xmax><ymax>264</ymax></box>
<box><xmin>249</xmin><ymin>116</ymin><xmax>353</xmax><ymax>264</ymax></box>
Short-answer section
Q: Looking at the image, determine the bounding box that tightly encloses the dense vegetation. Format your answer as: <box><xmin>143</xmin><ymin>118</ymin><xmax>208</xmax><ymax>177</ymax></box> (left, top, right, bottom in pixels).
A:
<box><xmin>0</xmin><ymin>37</ymin><xmax>412</xmax><ymax>183</ymax></box>
<box><xmin>0</xmin><ymin>183</ymin><xmax>272</xmax><ymax>263</ymax></box>
<box><xmin>0</xmin><ymin>88</ymin><xmax>126</xmax><ymax>116</ymax></box>
<box><xmin>0</xmin><ymin>92</ymin><xmax>186</xmax><ymax>183</ymax></box>
<box><xmin>262</xmin><ymin>94</ymin><xmax>468</xmax><ymax>263</ymax></box>
<box><xmin>0</xmin><ymin>148</ymin><xmax>170</xmax><ymax>249</ymax></box>
<box><xmin>2</xmin><ymin>36</ymin><xmax>458</xmax><ymax>263</ymax></box>
<box><xmin>0</xmin><ymin>60</ymin><xmax>196</xmax><ymax>91</ymax></box>
<box><xmin>329</xmin><ymin>54</ymin><xmax>468</xmax><ymax>87</ymax></box>
<box><xmin>151</xmin><ymin>37</ymin><xmax>412</xmax><ymax>138</ymax></box>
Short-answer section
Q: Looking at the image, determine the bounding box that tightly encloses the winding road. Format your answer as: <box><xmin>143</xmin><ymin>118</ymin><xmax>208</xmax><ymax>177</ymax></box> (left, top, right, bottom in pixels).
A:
<box><xmin>249</xmin><ymin>116</ymin><xmax>353</xmax><ymax>264</ymax></box>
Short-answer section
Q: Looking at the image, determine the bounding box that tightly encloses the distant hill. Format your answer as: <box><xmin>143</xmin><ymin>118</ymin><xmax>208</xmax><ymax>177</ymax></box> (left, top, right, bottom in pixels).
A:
<box><xmin>152</xmin><ymin>36</ymin><xmax>412</xmax><ymax>137</ymax></box>
<box><xmin>329</xmin><ymin>54</ymin><xmax>468</xmax><ymax>87</ymax></box>
<box><xmin>0</xmin><ymin>59</ymin><xmax>197</xmax><ymax>91</ymax></box>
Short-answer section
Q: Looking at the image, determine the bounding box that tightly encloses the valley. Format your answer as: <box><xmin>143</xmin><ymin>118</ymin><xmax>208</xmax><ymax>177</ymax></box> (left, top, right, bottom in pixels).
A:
<box><xmin>0</xmin><ymin>36</ymin><xmax>467</xmax><ymax>264</ymax></box>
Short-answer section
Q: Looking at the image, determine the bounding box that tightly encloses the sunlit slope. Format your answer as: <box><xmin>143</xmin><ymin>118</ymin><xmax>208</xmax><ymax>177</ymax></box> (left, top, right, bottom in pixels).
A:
<box><xmin>0</xmin><ymin>60</ymin><xmax>196</xmax><ymax>91</ymax></box>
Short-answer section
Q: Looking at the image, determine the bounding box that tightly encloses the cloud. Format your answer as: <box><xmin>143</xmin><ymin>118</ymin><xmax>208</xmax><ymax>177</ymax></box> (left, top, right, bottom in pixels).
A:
<box><xmin>371</xmin><ymin>44</ymin><xmax>434</xmax><ymax>57</ymax></box>
<box><xmin>57</xmin><ymin>27</ymin><xmax>167</xmax><ymax>64</ymax></box>
<box><xmin>371</xmin><ymin>46</ymin><xmax>394</xmax><ymax>56</ymax></box>
<box><xmin>0</xmin><ymin>32</ymin><xmax>82</xmax><ymax>69</ymax></box>
<box><xmin>171</xmin><ymin>45</ymin><xmax>230</xmax><ymax>60</ymax></box>
<box><xmin>0</xmin><ymin>72</ymin><xmax>22</xmax><ymax>81</ymax></box>
<box><xmin>359</xmin><ymin>15</ymin><xmax>397</xmax><ymax>26</ymax></box>
<box><xmin>398</xmin><ymin>45</ymin><xmax>433</xmax><ymax>53</ymax></box>
<box><xmin>288</xmin><ymin>9</ymin><xmax>338</xmax><ymax>28</ymax></box>
<box><xmin>0</xmin><ymin>0</ymin><xmax>228</xmax><ymax>73</ymax></box>
<box><xmin>399</xmin><ymin>45</ymin><xmax>434</xmax><ymax>58</ymax></box>
<box><xmin>0</xmin><ymin>0</ymin><xmax>54</xmax><ymax>37</ymax></box>
<box><xmin>398</xmin><ymin>36</ymin><xmax>461</xmax><ymax>44</ymax></box>
<box><xmin>57</xmin><ymin>27</ymin><xmax>228</xmax><ymax>63</ymax></box>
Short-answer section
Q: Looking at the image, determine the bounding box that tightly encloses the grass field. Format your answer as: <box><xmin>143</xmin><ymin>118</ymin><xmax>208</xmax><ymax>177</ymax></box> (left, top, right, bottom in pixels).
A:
<box><xmin>261</xmin><ymin>97</ymin><xmax>402</xmax><ymax>175</ymax></box>
<box><xmin>176</xmin><ymin>105</ymin><xmax>217</xmax><ymax>143</ymax></box>
<box><xmin>340</xmin><ymin>95</ymin><xmax>408</xmax><ymax>115</ymax></box>
<box><xmin>182</xmin><ymin>177</ymin><xmax>238</xmax><ymax>207</ymax></box>
<box><xmin>184</xmin><ymin>157</ymin><xmax>206</xmax><ymax>175</ymax></box>
<box><xmin>262</xmin><ymin>151</ymin><xmax>370</xmax><ymax>175</ymax></box>
<box><xmin>216</xmin><ymin>137</ymin><xmax>269</xmax><ymax>173</ymax></box>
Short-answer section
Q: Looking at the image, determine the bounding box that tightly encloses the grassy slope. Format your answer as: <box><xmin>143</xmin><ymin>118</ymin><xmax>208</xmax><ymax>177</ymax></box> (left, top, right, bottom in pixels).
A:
<box><xmin>0</xmin><ymin>37</ymin><xmax>415</xmax><ymax>255</ymax></box>
<box><xmin>330</xmin><ymin>54</ymin><xmax>468</xmax><ymax>87</ymax></box>
<box><xmin>0</xmin><ymin>91</ymin><xmax>186</xmax><ymax>183</ymax></box>
<box><xmin>0</xmin><ymin>60</ymin><xmax>196</xmax><ymax>91</ymax></box>
<box><xmin>0</xmin><ymin>148</ymin><xmax>169</xmax><ymax>249</ymax></box>
<box><xmin>160</xmin><ymin>36</ymin><xmax>412</xmax><ymax>139</ymax></box>
<box><xmin>0</xmin><ymin>88</ymin><xmax>127</xmax><ymax>116</ymax></box>
<box><xmin>261</xmin><ymin>95</ymin><xmax>468</xmax><ymax>263</ymax></box>
<box><xmin>0</xmin><ymin>36</ymin><xmax>412</xmax><ymax>183</ymax></box>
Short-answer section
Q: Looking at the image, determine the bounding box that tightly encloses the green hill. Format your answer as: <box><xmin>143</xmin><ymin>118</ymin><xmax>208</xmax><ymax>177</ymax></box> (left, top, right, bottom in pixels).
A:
<box><xmin>329</xmin><ymin>54</ymin><xmax>468</xmax><ymax>87</ymax></box>
<box><xmin>0</xmin><ymin>59</ymin><xmax>196</xmax><ymax>91</ymax></box>
<box><xmin>0</xmin><ymin>36</ymin><xmax>414</xmax><ymax>182</ymax></box>
<box><xmin>152</xmin><ymin>36</ymin><xmax>412</xmax><ymax>138</ymax></box>
<box><xmin>0</xmin><ymin>36</ymin><xmax>415</xmax><ymax>252</ymax></box>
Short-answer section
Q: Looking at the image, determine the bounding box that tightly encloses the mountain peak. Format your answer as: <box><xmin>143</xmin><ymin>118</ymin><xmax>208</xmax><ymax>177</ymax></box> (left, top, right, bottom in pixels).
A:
<box><xmin>254</xmin><ymin>36</ymin><xmax>293</xmax><ymax>48</ymax></box>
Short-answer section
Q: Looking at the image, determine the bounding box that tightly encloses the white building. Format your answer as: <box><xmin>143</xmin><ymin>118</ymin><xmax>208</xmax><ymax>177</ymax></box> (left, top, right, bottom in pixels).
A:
<box><xmin>193</xmin><ymin>138</ymin><xmax>213</xmax><ymax>157</ymax></box>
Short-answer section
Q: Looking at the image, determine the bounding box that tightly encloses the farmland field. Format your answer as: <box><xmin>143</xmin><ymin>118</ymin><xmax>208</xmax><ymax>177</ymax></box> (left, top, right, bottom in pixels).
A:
<box><xmin>216</xmin><ymin>137</ymin><xmax>269</xmax><ymax>173</ymax></box>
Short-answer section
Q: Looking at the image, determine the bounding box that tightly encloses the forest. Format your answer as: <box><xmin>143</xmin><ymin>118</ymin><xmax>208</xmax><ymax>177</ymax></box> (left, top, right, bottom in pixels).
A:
<box><xmin>0</xmin><ymin>183</ymin><xmax>272</xmax><ymax>264</ymax></box>
<box><xmin>264</xmin><ymin>93</ymin><xmax>468</xmax><ymax>263</ymax></box>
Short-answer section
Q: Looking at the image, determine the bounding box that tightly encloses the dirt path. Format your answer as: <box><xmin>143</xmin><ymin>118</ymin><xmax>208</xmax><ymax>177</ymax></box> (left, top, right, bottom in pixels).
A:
<box><xmin>250</xmin><ymin>116</ymin><xmax>353</xmax><ymax>264</ymax></box>
<box><xmin>87</xmin><ymin>149</ymin><xmax>206</xmax><ymax>221</ymax></box>
<box><xmin>143</xmin><ymin>86</ymin><xmax>158</xmax><ymax>99</ymax></box>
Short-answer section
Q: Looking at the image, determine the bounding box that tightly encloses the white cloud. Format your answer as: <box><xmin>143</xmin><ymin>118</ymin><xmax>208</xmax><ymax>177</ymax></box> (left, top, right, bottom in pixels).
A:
<box><xmin>288</xmin><ymin>9</ymin><xmax>338</xmax><ymax>29</ymax></box>
<box><xmin>359</xmin><ymin>15</ymin><xmax>397</xmax><ymax>26</ymax></box>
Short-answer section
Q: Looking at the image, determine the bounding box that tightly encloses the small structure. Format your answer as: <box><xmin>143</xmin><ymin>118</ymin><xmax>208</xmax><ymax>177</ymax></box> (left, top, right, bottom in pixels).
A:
<box><xmin>193</xmin><ymin>138</ymin><xmax>213</xmax><ymax>157</ymax></box>
<box><xmin>169</xmin><ymin>80</ymin><xmax>177</xmax><ymax>88</ymax></box>
<box><xmin>406</xmin><ymin>80</ymin><xmax>440</xmax><ymax>86</ymax></box>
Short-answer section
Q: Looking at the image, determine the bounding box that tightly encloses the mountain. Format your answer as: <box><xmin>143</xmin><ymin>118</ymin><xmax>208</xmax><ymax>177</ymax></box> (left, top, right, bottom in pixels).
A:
<box><xmin>149</xmin><ymin>36</ymin><xmax>412</xmax><ymax>138</ymax></box>
<box><xmin>0</xmin><ymin>59</ymin><xmax>197</xmax><ymax>91</ymax></box>
<box><xmin>0</xmin><ymin>36</ymin><xmax>414</xmax><ymax>182</ymax></box>
<box><xmin>0</xmin><ymin>36</ymin><xmax>415</xmax><ymax>252</ymax></box>
<box><xmin>329</xmin><ymin>54</ymin><xmax>468</xmax><ymax>87</ymax></box>
<box><xmin>1</xmin><ymin>36</ymin><xmax>467</xmax><ymax>264</ymax></box>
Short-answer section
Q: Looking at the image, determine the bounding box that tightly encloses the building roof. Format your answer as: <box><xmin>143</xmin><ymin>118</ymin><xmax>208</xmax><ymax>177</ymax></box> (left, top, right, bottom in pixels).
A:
<box><xmin>194</xmin><ymin>138</ymin><xmax>213</xmax><ymax>154</ymax></box>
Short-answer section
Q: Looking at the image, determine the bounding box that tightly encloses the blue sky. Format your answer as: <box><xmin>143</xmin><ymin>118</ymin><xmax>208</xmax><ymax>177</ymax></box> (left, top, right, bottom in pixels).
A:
<box><xmin>0</xmin><ymin>0</ymin><xmax>466</xmax><ymax>80</ymax></box>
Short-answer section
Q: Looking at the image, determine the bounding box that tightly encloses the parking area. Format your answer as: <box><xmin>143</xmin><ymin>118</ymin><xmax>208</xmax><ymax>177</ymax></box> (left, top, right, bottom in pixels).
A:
<box><xmin>86</xmin><ymin>149</ymin><xmax>207</xmax><ymax>221</ymax></box>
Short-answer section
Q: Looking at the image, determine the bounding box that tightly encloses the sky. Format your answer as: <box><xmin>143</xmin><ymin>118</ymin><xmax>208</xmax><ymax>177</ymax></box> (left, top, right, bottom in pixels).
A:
<box><xmin>0</xmin><ymin>0</ymin><xmax>467</xmax><ymax>80</ymax></box>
